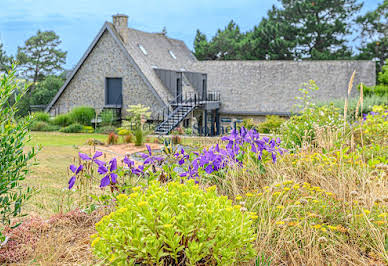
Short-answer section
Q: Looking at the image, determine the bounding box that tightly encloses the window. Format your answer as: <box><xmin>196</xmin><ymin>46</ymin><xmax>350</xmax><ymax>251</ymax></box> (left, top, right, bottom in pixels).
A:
<box><xmin>168</xmin><ymin>50</ymin><xmax>176</xmax><ymax>59</ymax></box>
<box><xmin>138</xmin><ymin>44</ymin><xmax>148</xmax><ymax>55</ymax></box>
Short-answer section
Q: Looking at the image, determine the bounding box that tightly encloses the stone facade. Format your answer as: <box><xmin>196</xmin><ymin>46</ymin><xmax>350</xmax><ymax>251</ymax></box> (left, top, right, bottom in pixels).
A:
<box><xmin>192</xmin><ymin>60</ymin><xmax>376</xmax><ymax>115</ymax></box>
<box><xmin>51</xmin><ymin>30</ymin><xmax>164</xmax><ymax>116</ymax></box>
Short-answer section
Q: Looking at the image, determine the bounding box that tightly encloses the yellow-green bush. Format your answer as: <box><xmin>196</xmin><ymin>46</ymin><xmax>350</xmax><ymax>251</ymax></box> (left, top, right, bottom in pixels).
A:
<box><xmin>257</xmin><ymin>115</ymin><xmax>285</xmax><ymax>133</ymax></box>
<box><xmin>91</xmin><ymin>180</ymin><xmax>256</xmax><ymax>265</ymax></box>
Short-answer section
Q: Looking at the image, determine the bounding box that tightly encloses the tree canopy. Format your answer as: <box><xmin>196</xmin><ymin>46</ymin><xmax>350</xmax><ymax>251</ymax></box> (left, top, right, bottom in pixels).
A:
<box><xmin>17</xmin><ymin>30</ymin><xmax>67</xmax><ymax>83</ymax></box>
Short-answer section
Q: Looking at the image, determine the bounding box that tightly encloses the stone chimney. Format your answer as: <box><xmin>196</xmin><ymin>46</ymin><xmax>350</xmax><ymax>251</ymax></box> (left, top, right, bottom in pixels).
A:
<box><xmin>112</xmin><ymin>14</ymin><xmax>128</xmax><ymax>43</ymax></box>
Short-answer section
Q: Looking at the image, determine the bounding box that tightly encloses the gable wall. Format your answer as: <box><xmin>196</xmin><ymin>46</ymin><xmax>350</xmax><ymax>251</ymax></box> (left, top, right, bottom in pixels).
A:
<box><xmin>51</xmin><ymin>30</ymin><xmax>164</xmax><ymax>116</ymax></box>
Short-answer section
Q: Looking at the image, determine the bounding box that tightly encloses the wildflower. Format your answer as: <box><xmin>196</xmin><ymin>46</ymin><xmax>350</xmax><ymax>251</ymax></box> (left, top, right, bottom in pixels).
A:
<box><xmin>79</xmin><ymin>151</ymin><xmax>105</xmax><ymax>167</ymax></box>
<box><xmin>246</xmin><ymin>192</ymin><xmax>254</xmax><ymax>197</ymax></box>
<box><xmin>137</xmin><ymin>201</ymin><xmax>148</xmax><ymax>207</ymax></box>
<box><xmin>163</xmin><ymin>224</ymin><xmax>173</xmax><ymax>228</ymax></box>
<box><xmin>377</xmin><ymin>213</ymin><xmax>387</xmax><ymax>218</ymax></box>
<box><xmin>140</xmin><ymin>145</ymin><xmax>163</xmax><ymax>165</ymax></box>
<box><xmin>276</xmin><ymin>205</ymin><xmax>284</xmax><ymax>209</ymax></box>
<box><xmin>226</xmin><ymin>207</ymin><xmax>233</xmax><ymax>212</ymax></box>
<box><xmin>98</xmin><ymin>158</ymin><xmax>118</xmax><ymax>187</ymax></box>
<box><xmin>288</xmin><ymin>221</ymin><xmax>298</xmax><ymax>227</ymax></box>
<box><xmin>363</xmin><ymin>209</ymin><xmax>371</xmax><ymax>215</ymax></box>
<box><xmin>174</xmin><ymin>148</ymin><xmax>190</xmax><ymax>165</ymax></box>
<box><xmin>257</xmin><ymin>193</ymin><xmax>263</xmax><ymax>196</ymax></box>
<box><xmin>91</xmin><ymin>237</ymin><xmax>100</xmax><ymax>247</ymax></box>
<box><xmin>250</xmin><ymin>215</ymin><xmax>259</xmax><ymax>220</ymax></box>
<box><xmin>129</xmin><ymin>192</ymin><xmax>138</xmax><ymax>198</ymax></box>
<box><xmin>283</xmin><ymin>187</ymin><xmax>291</xmax><ymax>192</ymax></box>
<box><xmin>186</xmin><ymin>203</ymin><xmax>194</xmax><ymax>208</ymax></box>
<box><xmin>275</xmin><ymin>221</ymin><xmax>285</xmax><ymax>225</ymax></box>
<box><xmin>234</xmin><ymin>205</ymin><xmax>242</xmax><ymax>210</ymax></box>
<box><xmin>273</xmin><ymin>192</ymin><xmax>281</xmax><ymax>197</ymax></box>
<box><xmin>375</xmin><ymin>220</ymin><xmax>386</xmax><ymax>225</ymax></box>
<box><xmin>350</xmin><ymin>191</ymin><xmax>358</xmax><ymax>197</ymax></box>
<box><xmin>116</xmin><ymin>194</ymin><xmax>128</xmax><ymax>201</ymax></box>
<box><xmin>300</xmin><ymin>199</ymin><xmax>308</xmax><ymax>205</ymax></box>
<box><xmin>321</xmin><ymin>227</ymin><xmax>327</xmax><ymax>232</ymax></box>
<box><xmin>68</xmin><ymin>164</ymin><xmax>83</xmax><ymax>189</ymax></box>
<box><xmin>240</xmin><ymin>207</ymin><xmax>248</xmax><ymax>211</ymax></box>
<box><xmin>312</xmin><ymin>224</ymin><xmax>322</xmax><ymax>229</ymax></box>
<box><xmin>292</xmin><ymin>185</ymin><xmax>300</xmax><ymax>189</ymax></box>
<box><xmin>294</xmin><ymin>201</ymin><xmax>301</xmax><ymax>205</ymax></box>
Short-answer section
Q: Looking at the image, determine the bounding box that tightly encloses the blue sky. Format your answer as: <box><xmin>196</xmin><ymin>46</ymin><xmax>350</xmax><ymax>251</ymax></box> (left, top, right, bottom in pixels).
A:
<box><xmin>0</xmin><ymin>0</ymin><xmax>381</xmax><ymax>69</ymax></box>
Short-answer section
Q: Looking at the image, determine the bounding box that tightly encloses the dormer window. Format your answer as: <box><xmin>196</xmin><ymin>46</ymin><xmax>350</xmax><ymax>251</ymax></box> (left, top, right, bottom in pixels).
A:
<box><xmin>169</xmin><ymin>50</ymin><xmax>176</xmax><ymax>59</ymax></box>
<box><xmin>138</xmin><ymin>44</ymin><xmax>148</xmax><ymax>55</ymax></box>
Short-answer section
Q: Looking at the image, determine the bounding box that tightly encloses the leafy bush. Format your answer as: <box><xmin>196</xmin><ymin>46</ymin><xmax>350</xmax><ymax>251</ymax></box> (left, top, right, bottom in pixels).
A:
<box><xmin>59</xmin><ymin>123</ymin><xmax>83</xmax><ymax>133</ymax></box>
<box><xmin>107</xmin><ymin>132</ymin><xmax>118</xmax><ymax>145</ymax></box>
<box><xmin>32</xmin><ymin>111</ymin><xmax>50</xmax><ymax>122</ymax></box>
<box><xmin>69</xmin><ymin>106</ymin><xmax>95</xmax><ymax>126</ymax></box>
<box><xmin>91</xmin><ymin>181</ymin><xmax>256</xmax><ymax>264</ymax></box>
<box><xmin>100</xmin><ymin>109</ymin><xmax>116</xmax><ymax>127</ymax></box>
<box><xmin>257</xmin><ymin>115</ymin><xmax>285</xmax><ymax>133</ymax></box>
<box><xmin>0</xmin><ymin>67</ymin><xmax>37</xmax><ymax>241</ymax></box>
<box><xmin>96</xmin><ymin>126</ymin><xmax>116</xmax><ymax>134</ymax></box>
<box><xmin>81</xmin><ymin>126</ymin><xmax>94</xmax><ymax>133</ymax></box>
<box><xmin>52</xmin><ymin>113</ymin><xmax>72</xmax><ymax>127</ymax></box>
<box><xmin>362</xmin><ymin>59</ymin><xmax>388</xmax><ymax>97</ymax></box>
<box><xmin>30</xmin><ymin>121</ymin><xmax>59</xmax><ymax>132</ymax></box>
<box><xmin>184</xmin><ymin>127</ymin><xmax>193</xmax><ymax>135</ymax></box>
<box><xmin>134</xmin><ymin>127</ymin><xmax>144</xmax><ymax>146</ymax></box>
<box><xmin>117</xmin><ymin>128</ymin><xmax>130</xmax><ymax>136</ymax></box>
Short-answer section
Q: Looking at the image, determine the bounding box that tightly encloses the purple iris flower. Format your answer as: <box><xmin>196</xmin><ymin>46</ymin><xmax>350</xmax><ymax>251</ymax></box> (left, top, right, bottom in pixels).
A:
<box><xmin>68</xmin><ymin>164</ymin><xmax>83</xmax><ymax>189</ymax></box>
<box><xmin>123</xmin><ymin>156</ymin><xmax>144</xmax><ymax>175</ymax></box>
<box><xmin>174</xmin><ymin>148</ymin><xmax>190</xmax><ymax>165</ymax></box>
<box><xmin>79</xmin><ymin>151</ymin><xmax>105</xmax><ymax>167</ymax></box>
<box><xmin>98</xmin><ymin>158</ymin><xmax>118</xmax><ymax>187</ymax></box>
<box><xmin>139</xmin><ymin>145</ymin><xmax>163</xmax><ymax>165</ymax></box>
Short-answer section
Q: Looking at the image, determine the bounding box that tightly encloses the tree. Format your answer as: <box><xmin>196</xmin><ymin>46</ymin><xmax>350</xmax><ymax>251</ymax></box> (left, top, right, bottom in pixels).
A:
<box><xmin>30</xmin><ymin>75</ymin><xmax>64</xmax><ymax>105</ymax></box>
<box><xmin>271</xmin><ymin>0</ymin><xmax>362</xmax><ymax>59</ymax></box>
<box><xmin>356</xmin><ymin>0</ymin><xmax>387</xmax><ymax>73</ymax></box>
<box><xmin>193</xmin><ymin>30</ymin><xmax>211</xmax><ymax>60</ymax></box>
<box><xmin>0</xmin><ymin>43</ymin><xmax>11</xmax><ymax>72</ymax></box>
<box><xmin>248</xmin><ymin>5</ymin><xmax>298</xmax><ymax>60</ymax></box>
<box><xmin>17</xmin><ymin>30</ymin><xmax>67</xmax><ymax>83</ymax></box>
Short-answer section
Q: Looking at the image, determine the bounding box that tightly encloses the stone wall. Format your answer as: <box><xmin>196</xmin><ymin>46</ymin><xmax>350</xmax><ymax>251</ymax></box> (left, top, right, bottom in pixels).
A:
<box><xmin>192</xmin><ymin>60</ymin><xmax>376</xmax><ymax>114</ymax></box>
<box><xmin>50</xmin><ymin>30</ymin><xmax>164</xmax><ymax>116</ymax></box>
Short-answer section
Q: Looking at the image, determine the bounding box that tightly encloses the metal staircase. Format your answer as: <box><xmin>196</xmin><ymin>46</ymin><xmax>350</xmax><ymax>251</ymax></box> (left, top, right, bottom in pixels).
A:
<box><xmin>154</xmin><ymin>91</ymin><xmax>220</xmax><ymax>135</ymax></box>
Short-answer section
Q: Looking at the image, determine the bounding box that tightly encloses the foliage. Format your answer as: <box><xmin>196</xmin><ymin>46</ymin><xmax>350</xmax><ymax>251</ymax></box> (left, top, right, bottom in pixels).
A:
<box><xmin>355</xmin><ymin>105</ymin><xmax>388</xmax><ymax>146</ymax></box>
<box><xmin>280</xmin><ymin>81</ymin><xmax>343</xmax><ymax>150</ymax></box>
<box><xmin>69</xmin><ymin>106</ymin><xmax>95</xmax><ymax>126</ymax></box>
<box><xmin>16</xmin><ymin>30</ymin><xmax>67</xmax><ymax>83</ymax></box>
<box><xmin>0</xmin><ymin>67</ymin><xmax>37</xmax><ymax>240</ymax></box>
<box><xmin>125</xmin><ymin>104</ymin><xmax>151</xmax><ymax>129</ymax></box>
<box><xmin>134</xmin><ymin>127</ymin><xmax>144</xmax><ymax>146</ymax></box>
<box><xmin>107</xmin><ymin>132</ymin><xmax>118</xmax><ymax>145</ymax></box>
<box><xmin>30</xmin><ymin>75</ymin><xmax>64</xmax><ymax>105</ymax></box>
<box><xmin>362</xmin><ymin>59</ymin><xmax>388</xmax><ymax>97</ymax></box>
<box><xmin>91</xmin><ymin>180</ymin><xmax>256</xmax><ymax>265</ymax></box>
<box><xmin>117</xmin><ymin>128</ymin><xmax>130</xmax><ymax>136</ymax></box>
<box><xmin>257</xmin><ymin>115</ymin><xmax>285</xmax><ymax>134</ymax></box>
<box><xmin>99</xmin><ymin>109</ymin><xmax>116</xmax><ymax>127</ymax></box>
<box><xmin>184</xmin><ymin>127</ymin><xmax>193</xmax><ymax>135</ymax></box>
<box><xmin>0</xmin><ymin>43</ymin><xmax>12</xmax><ymax>73</ymax></box>
<box><xmin>52</xmin><ymin>113</ymin><xmax>72</xmax><ymax>127</ymax></box>
<box><xmin>171</xmin><ymin>135</ymin><xmax>182</xmax><ymax>145</ymax></box>
<box><xmin>59</xmin><ymin>123</ymin><xmax>83</xmax><ymax>133</ymax></box>
<box><xmin>30</xmin><ymin>121</ymin><xmax>50</xmax><ymax>131</ymax></box>
<box><xmin>81</xmin><ymin>126</ymin><xmax>94</xmax><ymax>133</ymax></box>
<box><xmin>95</xmin><ymin>125</ymin><xmax>117</xmax><ymax>135</ymax></box>
<box><xmin>32</xmin><ymin>112</ymin><xmax>50</xmax><ymax>122</ymax></box>
<box><xmin>356</xmin><ymin>0</ymin><xmax>387</xmax><ymax>73</ymax></box>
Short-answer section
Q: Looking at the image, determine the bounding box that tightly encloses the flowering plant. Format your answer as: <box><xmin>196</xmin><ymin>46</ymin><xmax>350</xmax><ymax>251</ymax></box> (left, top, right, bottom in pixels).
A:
<box><xmin>91</xmin><ymin>180</ymin><xmax>256</xmax><ymax>264</ymax></box>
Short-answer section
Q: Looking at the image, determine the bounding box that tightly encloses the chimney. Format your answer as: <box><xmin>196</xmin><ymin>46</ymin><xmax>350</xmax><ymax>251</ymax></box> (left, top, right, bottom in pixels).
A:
<box><xmin>112</xmin><ymin>14</ymin><xmax>128</xmax><ymax>43</ymax></box>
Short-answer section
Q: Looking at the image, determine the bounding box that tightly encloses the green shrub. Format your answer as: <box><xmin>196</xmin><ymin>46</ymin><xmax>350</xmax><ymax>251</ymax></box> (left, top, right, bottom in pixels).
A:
<box><xmin>69</xmin><ymin>106</ymin><xmax>95</xmax><ymax>126</ymax></box>
<box><xmin>82</xmin><ymin>125</ymin><xmax>94</xmax><ymax>133</ymax></box>
<box><xmin>0</xmin><ymin>67</ymin><xmax>37</xmax><ymax>241</ymax></box>
<box><xmin>91</xmin><ymin>181</ymin><xmax>256</xmax><ymax>265</ymax></box>
<box><xmin>117</xmin><ymin>128</ymin><xmax>130</xmax><ymax>136</ymax></box>
<box><xmin>100</xmin><ymin>109</ymin><xmax>116</xmax><ymax>127</ymax></box>
<box><xmin>32</xmin><ymin>111</ymin><xmax>50</xmax><ymax>122</ymax></box>
<box><xmin>257</xmin><ymin>115</ymin><xmax>285</xmax><ymax>134</ymax></box>
<box><xmin>30</xmin><ymin>121</ymin><xmax>49</xmax><ymax>131</ymax></box>
<box><xmin>52</xmin><ymin>113</ymin><xmax>72</xmax><ymax>127</ymax></box>
<box><xmin>134</xmin><ymin>127</ymin><xmax>144</xmax><ymax>146</ymax></box>
<box><xmin>96</xmin><ymin>126</ymin><xmax>117</xmax><ymax>134</ymax></box>
<box><xmin>59</xmin><ymin>123</ymin><xmax>83</xmax><ymax>133</ymax></box>
<box><xmin>184</xmin><ymin>127</ymin><xmax>193</xmax><ymax>135</ymax></box>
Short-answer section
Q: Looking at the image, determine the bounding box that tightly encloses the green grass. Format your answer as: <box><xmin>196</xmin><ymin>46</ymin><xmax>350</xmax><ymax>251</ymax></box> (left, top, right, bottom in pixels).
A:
<box><xmin>23</xmin><ymin>132</ymin><xmax>107</xmax><ymax>217</ymax></box>
<box><xmin>28</xmin><ymin>131</ymin><xmax>107</xmax><ymax>147</ymax></box>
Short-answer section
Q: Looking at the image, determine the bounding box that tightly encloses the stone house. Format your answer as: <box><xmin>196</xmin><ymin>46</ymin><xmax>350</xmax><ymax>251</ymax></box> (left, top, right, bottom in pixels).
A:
<box><xmin>46</xmin><ymin>14</ymin><xmax>376</xmax><ymax>135</ymax></box>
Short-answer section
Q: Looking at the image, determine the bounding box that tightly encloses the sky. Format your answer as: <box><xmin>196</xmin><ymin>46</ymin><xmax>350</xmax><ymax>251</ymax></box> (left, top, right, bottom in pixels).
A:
<box><xmin>0</xmin><ymin>0</ymin><xmax>382</xmax><ymax>69</ymax></box>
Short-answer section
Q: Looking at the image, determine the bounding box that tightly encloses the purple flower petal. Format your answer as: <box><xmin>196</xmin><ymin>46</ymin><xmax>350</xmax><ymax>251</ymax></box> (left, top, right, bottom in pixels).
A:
<box><xmin>123</xmin><ymin>156</ymin><xmax>134</xmax><ymax>168</ymax></box>
<box><xmin>79</xmin><ymin>152</ymin><xmax>91</xmax><ymax>161</ymax></box>
<box><xmin>146</xmin><ymin>145</ymin><xmax>152</xmax><ymax>155</ymax></box>
<box><xmin>179</xmin><ymin>158</ymin><xmax>185</xmax><ymax>165</ymax></box>
<box><xmin>69</xmin><ymin>164</ymin><xmax>77</xmax><ymax>173</ymax></box>
<box><xmin>75</xmin><ymin>165</ymin><xmax>83</xmax><ymax>174</ymax></box>
<box><xmin>98</xmin><ymin>165</ymin><xmax>108</xmax><ymax>175</ymax></box>
<box><xmin>139</xmin><ymin>153</ymin><xmax>148</xmax><ymax>159</ymax></box>
<box><xmin>68</xmin><ymin>176</ymin><xmax>76</xmax><ymax>189</ymax></box>
<box><xmin>110</xmin><ymin>173</ymin><xmax>118</xmax><ymax>183</ymax></box>
<box><xmin>110</xmin><ymin>158</ymin><xmax>117</xmax><ymax>171</ymax></box>
<box><xmin>100</xmin><ymin>175</ymin><xmax>110</xmax><ymax>187</ymax></box>
<box><xmin>93</xmin><ymin>151</ymin><xmax>103</xmax><ymax>159</ymax></box>
<box><xmin>205</xmin><ymin>165</ymin><xmax>214</xmax><ymax>174</ymax></box>
<box><xmin>94</xmin><ymin>159</ymin><xmax>106</xmax><ymax>167</ymax></box>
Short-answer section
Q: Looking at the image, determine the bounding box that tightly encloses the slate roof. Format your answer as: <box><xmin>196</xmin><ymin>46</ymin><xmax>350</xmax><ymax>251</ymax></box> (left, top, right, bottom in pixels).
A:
<box><xmin>190</xmin><ymin>60</ymin><xmax>376</xmax><ymax>115</ymax></box>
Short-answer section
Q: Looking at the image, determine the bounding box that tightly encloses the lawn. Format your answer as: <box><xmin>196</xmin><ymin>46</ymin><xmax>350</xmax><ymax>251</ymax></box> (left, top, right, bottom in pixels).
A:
<box><xmin>24</xmin><ymin>132</ymin><xmax>107</xmax><ymax>217</ymax></box>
